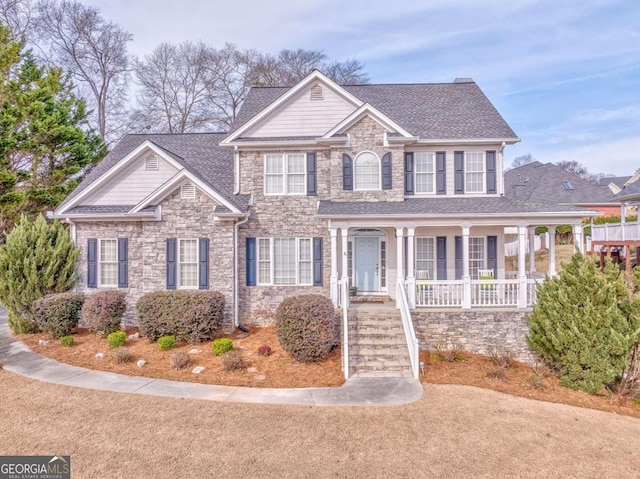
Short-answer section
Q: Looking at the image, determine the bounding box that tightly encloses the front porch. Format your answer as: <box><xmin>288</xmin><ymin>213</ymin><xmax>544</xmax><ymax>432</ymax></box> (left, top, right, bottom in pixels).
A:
<box><xmin>329</xmin><ymin>221</ymin><xmax>585</xmax><ymax>311</ymax></box>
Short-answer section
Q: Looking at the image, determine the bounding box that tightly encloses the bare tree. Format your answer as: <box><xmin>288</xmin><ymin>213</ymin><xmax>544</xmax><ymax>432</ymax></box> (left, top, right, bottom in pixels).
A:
<box><xmin>507</xmin><ymin>153</ymin><xmax>536</xmax><ymax>171</ymax></box>
<box><xmin>35</xmin><ymin>0</ymin><xmax>131</xmax><ymax>143</ymax></box>
<box><xmin>133</xmin><ymin>41</ymin><xmax>217</xmax><ymax>133</ymax></box>
<box><xmin>0</xmin><ymin>0</ymin><xmax>33</xmax><ymax>41</ymax></box>
<box><xmin>556</xmin><ymin>160</ymin><xmax>612</xmax><ymax>184</ymax></box>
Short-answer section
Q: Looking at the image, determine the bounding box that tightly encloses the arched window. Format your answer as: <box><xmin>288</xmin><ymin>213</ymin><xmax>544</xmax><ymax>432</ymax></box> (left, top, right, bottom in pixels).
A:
<box><xmin>354</xmin><ymin>151</ymin><xmax>380</xmax><ymax>190</ymax></box>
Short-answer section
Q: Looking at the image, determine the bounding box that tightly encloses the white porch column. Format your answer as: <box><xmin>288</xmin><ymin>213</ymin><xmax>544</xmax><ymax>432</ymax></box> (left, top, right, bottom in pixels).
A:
<box><xmin>341</xmin><ymin>228</ymin><xmax>349</xmax><ymax>282</ymax></box>
<box><xmin>330</xmin><ymin>227</ymin><xmax>339</xmax><ymax>307</ymax></box>
<box><xmin>406</xmin><ymin>227</ymin><xmax>416</xmax><ymax>308</ymax></box>
<box><xmin>573</xmin><ymin>224</ymin><xmax>584</xmax><ymax>255</ymax></box>
<box><xmin>518</xmin><ymin>224</ymin><xmax>528</xmax><ymax>308</ymax></box>
<box><xmin>462</xmin><ymin>225</ymin><xmax>471</xmax><ymax>309</ymax></box>
<box><xmin>396</xmin><ymin>227</ymin><xmax>404</xmax><ymax>308</ymax></box>
<box><xmin>548</xmin><ymin>225</ymin><xmax>557</xmax><ymax>276</ymax></box>
<box><xmin>528</xmin><ymin>227</ymin><xmax>537</xmax><ymax>275</ymax></box>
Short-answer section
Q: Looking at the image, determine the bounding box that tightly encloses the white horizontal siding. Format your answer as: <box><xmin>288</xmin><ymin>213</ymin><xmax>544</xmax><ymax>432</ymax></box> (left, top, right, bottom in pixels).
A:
<box><xmin>86</xmin><ymin>154</ymin><xmax>179</xmax><ymax>205</ymax></box>
<box><xmin>247</xmin><ymin>83</ymin><xmax>356</xmax><ymax>138</ymax></box>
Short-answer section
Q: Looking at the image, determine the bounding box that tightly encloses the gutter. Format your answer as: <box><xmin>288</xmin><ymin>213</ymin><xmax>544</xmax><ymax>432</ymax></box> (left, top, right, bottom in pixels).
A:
<box><xmin>233</xmin><ymin>213</ymin><xmax>250</xmax><ymax>328</ymax></box>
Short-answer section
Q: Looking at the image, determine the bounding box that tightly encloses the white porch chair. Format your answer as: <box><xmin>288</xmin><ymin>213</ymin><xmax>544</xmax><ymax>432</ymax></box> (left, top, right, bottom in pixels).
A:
<box><xmin>416</xmin><ymin>270</ymin><xmax>433</xmax><ymax>303</ymax></box>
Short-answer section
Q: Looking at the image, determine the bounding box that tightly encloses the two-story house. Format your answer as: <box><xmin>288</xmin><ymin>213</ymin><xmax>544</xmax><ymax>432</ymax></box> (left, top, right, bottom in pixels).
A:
<box><xmin>51</xmin><ymin>71</ymin><xmax>595</xmax><ymax>376</ymax></box>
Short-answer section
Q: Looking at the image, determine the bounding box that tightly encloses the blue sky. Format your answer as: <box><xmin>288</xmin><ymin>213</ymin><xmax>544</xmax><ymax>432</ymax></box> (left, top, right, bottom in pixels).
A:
<box><xmin>87</xmin><ymin>0</ymin><xmax>640</xmax><ymax>175</ymax></box>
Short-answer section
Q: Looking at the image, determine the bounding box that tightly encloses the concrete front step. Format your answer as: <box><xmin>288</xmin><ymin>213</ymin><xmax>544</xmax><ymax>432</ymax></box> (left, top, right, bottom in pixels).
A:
<box><xmin>349</xmin><ymin>344</ymin><xmax>408</xmax><ymax>354</ymax></box>
<box><xmin>349</xmin><ymin>370</ymin><xmax>414</xmax><ymax>378</ymax></box>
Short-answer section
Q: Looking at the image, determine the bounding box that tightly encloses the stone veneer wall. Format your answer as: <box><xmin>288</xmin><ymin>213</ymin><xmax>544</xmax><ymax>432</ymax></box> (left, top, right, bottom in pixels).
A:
<box><xmin>75</xmin><ymin>188</ymin><xmax>235</xmax><ymax>331</ymax></box>
<box><xmin>412</xmin><ymin>310</ymin><xmax>537</xmax><ymax>364</ymax></box>
<box><xmin>237</xmin><ymin>148</ymin><xmax>331</xmax><ymax>326</ymax></box>
<box><xmin>330</xmin><ymin>116</ymin><xmax>405</xmax><ymax>203</ymax></box>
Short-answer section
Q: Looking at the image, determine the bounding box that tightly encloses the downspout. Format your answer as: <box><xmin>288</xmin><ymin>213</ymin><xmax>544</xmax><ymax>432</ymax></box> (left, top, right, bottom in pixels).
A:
<box><xmin>234</xmin><ymin>213</ymin><xmax>250</xmax><ymax>329</ymax></box>
<box><xmin>65</xmin><ymin>218</ymin><xmax>77</xmax><ymax>246</ymax></box>
<box><xmin>499</xmin><ymin>141</ymin><xmax>506</xmax><ymax>195</ymax></box>
<box><xmin>233</xmin><ymin>146</ymin><xmax>240</xmax><ymax>195</ymax></box>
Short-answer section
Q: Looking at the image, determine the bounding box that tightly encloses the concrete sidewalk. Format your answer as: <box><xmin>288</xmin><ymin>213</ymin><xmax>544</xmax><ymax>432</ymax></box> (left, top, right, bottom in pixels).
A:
<box><xmin>0</xmin><ymin>311</ymin><xmax>423</xmax><ymax>406</ymax></box>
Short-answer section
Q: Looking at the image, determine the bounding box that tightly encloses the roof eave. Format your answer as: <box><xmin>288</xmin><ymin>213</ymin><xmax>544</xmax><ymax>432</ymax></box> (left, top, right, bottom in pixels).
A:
<box><xmin>317</xmin><ymin>210</ymin><xmax>599</xmax><ymax>220</ymax></box>
<box><xmin>414</xmin><ymin>137</ymin><xmax>521</xmax><ymax>145</ymax></box>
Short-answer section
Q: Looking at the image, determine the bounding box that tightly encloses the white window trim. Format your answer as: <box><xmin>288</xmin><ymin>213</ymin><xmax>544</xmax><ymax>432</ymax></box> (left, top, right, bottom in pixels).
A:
<box><xmin>415</xmin><ymin>236</ymin><xmax>436</xmax><ymax>279</ymax></box>
<box><xmin>178</xmin><ymin>238</ymin><xmax>199</xmax><ymax>290</ymax></box>
<box><xmin>464</xmin><ymin>151</ymin><xmax>485</xmax><ymax>194</ymax></box>
<box><xmin>256</xmin><ymin>237</ymin><xmax>314</xmax><ymax>286</ymax></box>
<box><xmin>98</xmin><ymin>238</ymin><xmax>118</xmax><ymax>288</ymax></box>
<box><xmin>414</xmin><ymin>152</ymin><xmax>436</xmax><ymax>195</ymax></box>
<box><xmin>354</xmin><ymin>150</ymin><xmax>381</xmax><ymax>191</ymax></box>
<box><xmin>469</xmin><ymin>236</ymin><xmax>486</xmax><ymax>279</ymax></box>
<box><xmin>263</xmin><ymin>153</ymin><xmax>306</xmax><ymax>196</ymax></box>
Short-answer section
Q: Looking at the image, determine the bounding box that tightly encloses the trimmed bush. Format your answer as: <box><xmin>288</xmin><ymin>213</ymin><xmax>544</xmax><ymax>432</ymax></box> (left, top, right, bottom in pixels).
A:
<box><xmin>0</xmin><ymin>215</ymin><xmax>79</xmax><ymax>333</ymax></box>
<box><xmin>211</xmin><ymin>338</ymin><xmax>233</xmax><ymax>356</ymax></box>
<box><xmin>158</xmin><ymin>335</ymin><xmax>176</xmax><ymax>351</ymax></box>
<box><xmin>81</xmin><ymin>291</ymin><xmax>127</xmax><ymax>336</ymax></box>
<box><xmin>528</xmin><ymin>254</ymin><xmax>640</xmax><ymax>394</ymax></box>
<box><xmin>275</xmin><ymin>294</ymin><xmax>337</xmax><ymax>362</ymax></box>
<box><xmin>60</xmin><ymin>335</ymin><xmax>74</xmax><ymax>347</ymax></box>
<box><xmin>170</xmin><ymin>352</ymin><xmax>190</xmax><ymax>370</ymax></box>
<box><xmin>32</xmin><ymin>292</ymin><xmax>85</xmax><ymax>339</ymax></box>
<box><xmin>257</xmin><ymin>344</ymin><xmax>272</xmax><ymax>356</ymax></box>
<box><xmin>107</xmin><ymin>331</ymin><xmax>126</xmax><ymax>348</ymax></box>
<box><xmin>136</xmin><ymin>290</ymin><xmax>225</xmax><ymax>342</ymax></box>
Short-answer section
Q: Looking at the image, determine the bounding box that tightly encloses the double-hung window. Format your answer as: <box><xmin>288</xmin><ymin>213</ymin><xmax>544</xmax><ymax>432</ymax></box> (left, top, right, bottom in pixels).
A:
<box><xmin>99</xmin><ymin>239</ymin><xmax>118</xmax><ymax>287</ymax></box>
<box><xmin>469</xmin><ymin>237</ymin><xmax>486</xmax><ymax>279</ymax></box>
<box><xmin>415</xmin><ymin>152</ymin><xmax>435</xmax><ymax>194</ymax></box>
<box><xmin>264</xmin><ymin>154</ymin><xmax>305</xmax><ymax>195</ymax></box>
<box><xmin>465</xmin><ymin>152</ymin><xmax>484</xmax><ymax>193</ymax></box>
<box><xmin>178</xmin><ymin>239</ymin><xmax>198</xmax><ymax>289</ymax></box>
<box><xmin>415</xmin><ymin>237</ymin><xmax>435</xmax><ymax>279</ymax></box>
<box><xmin>257</xmin><ymin>238</ymin><xmax>313</xmax><ymax>285</ymax></box>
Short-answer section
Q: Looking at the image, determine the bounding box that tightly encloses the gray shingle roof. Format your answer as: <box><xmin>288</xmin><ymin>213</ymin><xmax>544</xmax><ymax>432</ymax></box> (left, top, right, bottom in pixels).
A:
<box><xmin>317</xmin><ymin>197</ymin><xmax>592</xmax><ymax>217</ymax></box>
<box><xmin>230</xmin><ymin>80</ymin><xmax>518</xmax><ymax>140</ymax></box>
<box><xmin>612</xmin><ymin>179</ymin><xmax>640</xmax><ymax>202</ymax></box>
<box><xmin>58</xmin><ymin>133</ymin><xmax>251</xmax><ymax>213</ymax></box>
<box><xmin>599</xmin><ymin>175</ymin><xmax>631</xmax><ymax>189</ymax></box>
<box><xmin>65</xmin><ymin>205</ymin><xmax>157</xmax><ymax>215</ymax></box>
<box><xmin>504</xmin><ymin>162</ymin><xmax>615</xmax><ymax>205</ymax></box>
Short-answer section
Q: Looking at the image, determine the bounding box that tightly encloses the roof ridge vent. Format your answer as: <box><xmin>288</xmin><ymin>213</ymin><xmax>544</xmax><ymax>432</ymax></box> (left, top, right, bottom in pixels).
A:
<box><xmin>453</xmin><ymin>77</ymin><xmax>474</xmax><ymax>83</ymax></box>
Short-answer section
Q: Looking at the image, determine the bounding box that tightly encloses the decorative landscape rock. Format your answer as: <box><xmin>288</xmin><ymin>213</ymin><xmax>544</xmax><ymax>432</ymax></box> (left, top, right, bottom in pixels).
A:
<box><xmin>95</xmin><ymin>353</ymin><xmax>104</xmax><ymax>359</ymax></box>
<box><xmin>255</xmin><ymin>375</ymin><xmax>266</xmax><ymax>381</ymax></box>
<box><xmin>188</xmin><ymin>348</ymin><xmax>202</xmax><ymax>355</ymax></box>
<box><xmin>247</xmin><ymin>367</ymin><xmax>258</xmax><ymax>373</ymax></box>
<box><xmin>128</xmin><ymin>332</ymin><xmax>140</xmax><ymax>339</ymax></box>
<box><xmin>192</xmin><ymin>366</ymin><xmax>205</xmax><ymax>374</ymax></box>
<box><xmin>136</xmin><ymin>359</ymin><xmax>146</xmax><ymax>368</ymax></box>
<box><xmin>38</xmin><ymin>339</ymin><xmax>48</xmax><ymax>346</ymax></box>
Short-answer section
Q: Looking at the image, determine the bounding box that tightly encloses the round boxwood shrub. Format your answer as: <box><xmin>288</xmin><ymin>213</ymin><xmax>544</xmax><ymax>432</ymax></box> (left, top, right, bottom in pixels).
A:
<box><xmin>107</xmin><ymin>331</ymin><xmax>126</xmax><ymax>348</ymax></box>
<box><xmin>275</xmin><ymin>294</ymin><xmax>337</xmax><ymax>362</ymax></box>
<box><xmin>60</xmin><ymin>335</ymin><xmax>74</xmax><ymax>347</ymax></box>
<box><xmin>136</xmin><ymin>291</ymin><xmax>225</xmax><ymax>342</ymax></box>
<box><xmin>158</xmin><ymin>335</ymin><xmax>176</xmax><ymax>351</ymax></box>
<box><xmin>211</xmin><ymin>338</ymin><xmax>233</xmax><ymax>356</ymax></box>
<box><xmin>81</xmin><ymin>290</ymin><xmax>127</xmax><ymax>336</ymax></box>
<box><xmin>32</xmin><ymin>292</ymin><xmax>85</xmax><ymax>339</ymax></box>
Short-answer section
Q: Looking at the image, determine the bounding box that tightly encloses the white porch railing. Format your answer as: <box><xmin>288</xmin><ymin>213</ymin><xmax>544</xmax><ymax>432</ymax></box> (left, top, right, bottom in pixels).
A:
<box><xmin>397</xmin><ymin>281</ymin><xmax>419</xmax><ymax>379</ymax></box>
<box><xmin>591</xmin><ymin>223</ymin><xmax>640</xmax><ymax>242</ymax></box>
<box><xmin>415</xmin><ymin>278</ymin><xmax>542</xmax><ymax>309</ymax></box>
<box><xmin>339</xmin><ymin>278</ymin><xmax>350</xmax><ymax>379</ymax></box>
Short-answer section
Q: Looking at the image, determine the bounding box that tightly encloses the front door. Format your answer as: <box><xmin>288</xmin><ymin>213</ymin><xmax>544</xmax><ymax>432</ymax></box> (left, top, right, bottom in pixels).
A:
<box><xmin>355</xmin><ymin>237</ymin><xmax>379</xmax><ymax>292</ymax></box>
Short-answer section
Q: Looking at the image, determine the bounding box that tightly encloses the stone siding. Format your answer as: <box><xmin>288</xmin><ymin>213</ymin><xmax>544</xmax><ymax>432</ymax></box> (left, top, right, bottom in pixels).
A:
<box><xmin>412</xmin><ymin>310</ymin><xmax>537</xmax><ymax>364</ymax></box>
<box><xmin>75</xmin><ymin>188</ymin><xmax>235</xmax><ymax>331</ymax></box>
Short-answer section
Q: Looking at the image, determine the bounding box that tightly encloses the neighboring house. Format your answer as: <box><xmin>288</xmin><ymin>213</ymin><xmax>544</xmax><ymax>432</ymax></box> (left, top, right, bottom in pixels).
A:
<box><xmin>600</xmin><ymin>175</ymin><xmax>633</xmax><ymax>195</ymax></box>
<box><xmin>504</xmin><ymin>161</ymin><xmax>618</xmax><ymax>216</ymax></box>
<box><xmin>51</xmin><ymin>71</ymin><xmax>596</xmax><ymax>372</ymax></box>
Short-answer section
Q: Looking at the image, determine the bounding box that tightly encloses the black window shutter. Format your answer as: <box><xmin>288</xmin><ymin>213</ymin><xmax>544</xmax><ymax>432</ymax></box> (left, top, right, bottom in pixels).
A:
<box><xmin>486</xmin><ymin>150</ymin><xmax>497</xmax><ymax>194</ymax></box>
<box><xmin>117</xmin><ymin>238</ymin><xmax>128</xmax><ymax>288</ymax></box>
<box><xmin>313</xmin><ymin>237</ymin><xmax>323</xmax><ymax>286</ymax></box>
<box><xmin>381</xmin><ymin>152</ymin><xmax>392</xmax><ymax>190</ymax></box>
<box><xmin>306</xmin><ymin>152</ymin><xmax>317</xmax><ymax>196</ymax></box>
<box><xmin>404</xmin><ymin>152</ymin><xmax>414</xmax><ymax>195</ymax></box>
<box><xmin>87</xmin><ymin>238</ymin><xmax>97</xmax><ymax>288</ymax></box>
<box><xmin>455</xmin><ymin>236</ymin><xmax>463</xmax><ymax>280</ymax></box>
<box><xmin>342</xmin><ymin>154</ymin><xmax>353</xmax><ymax>190</ymax></box>
<box><xmin>246</xmin><ymin>237</ymin><xmax>256</xmax><ymax>286</ymax></box>
<box><xmin>487</xmin><ymin>235</ymin><xmax>498</xmax><ymax>277</ymax></box>
<box><xmin>454</xmin><ymin>151</ymin><xmax>464</xmax><ymax>194</ymax></box>
<box><xmin>436</xmin><ymin>151</ymin><xmax>446</xmax><ymax>195</ymax></box>
<box><xmin>166</xmin><ymin>238</ymin><xmax>177</xmax><ymax>290</ymax></box>
<box><xmin>436</xmin><ymin>236</ymin><xmax>447</xmax><ymax>280</ymax></box>
<box><xmin>198</xmin><ymin>238</ymin><xmax>210</xmax><ymax>290</ymax></box>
